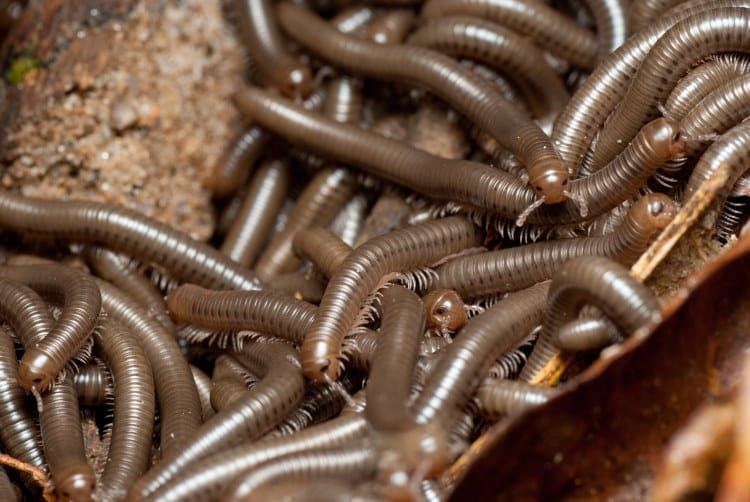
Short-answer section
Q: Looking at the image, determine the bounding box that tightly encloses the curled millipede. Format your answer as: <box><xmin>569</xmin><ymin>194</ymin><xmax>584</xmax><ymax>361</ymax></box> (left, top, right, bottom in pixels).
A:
<box><xmin>521</xmin><ymin>257</ymin><xmax>660</xmax><ymax>382</ymax></box>
<box><xmin>1</xmin><ymin>264</ymin><xmax>101</xmax><ymax>392</ymax></box>
<box><xmin>301</xmin><ymin>216</ymin><xmax>482</xmax><ymax>382</ymax></box>
<box><xmin>233</xmin><ymin>0</ymin><xmax>313</xmax><ymax>98</ymax></box>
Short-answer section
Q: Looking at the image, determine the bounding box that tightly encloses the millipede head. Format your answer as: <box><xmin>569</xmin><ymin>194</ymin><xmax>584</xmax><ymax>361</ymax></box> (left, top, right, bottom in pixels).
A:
<box><xmin>301</xmin><ymin>341</ymin><xmax>341</xmax><ymax>383</ymax></box>
<box><xmin>17</xmin><ymin>347</ymin><xmax>57</xmax><ymax>392</ymax></box>
<box><xmin>278</xmin><ymin>63</ymin><xmax>314</xmax><ymax>100</ymax></box>
<box><xmin>528</xmin><ymin>158</ymin><xmax>570</xmax><ymax>204</ymax></box>
<box><xmin>643</xmin><ymin>117</ymin><xmax>686</xmax><ymax>159</ymax></box>
<box><xmin>423</xmin><ymin>289</ymin><xmax>467</xmax><ymax>332</ymax></box>
<box><xmin>56</xmin><ymin>469</ymin><xmax>96</xmax><ymax>502</ymax></box>
<box><xmin>639</xmin><ymin>193</ymin><xmax>678</xmax><ymax>231</ymax></box>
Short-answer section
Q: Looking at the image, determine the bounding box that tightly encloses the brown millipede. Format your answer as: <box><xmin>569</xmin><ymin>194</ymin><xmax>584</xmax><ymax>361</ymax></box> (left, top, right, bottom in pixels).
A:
<box><xmin>254</xmin><ymin>166</ymin><xmax>357</xmax><ymax>281</ymax></box>
<box><xmin>1</xmin><ymin>264</ymin><xmax>101</xmax><ymax>392</ymax></box>
<box><xmin>131</xmin><ymin>338</ymin><xmax>305</xmax><ymax>499</ymax></box>
<box><xmin>233</xmin><ymin>0</ymin><xmax>313</xmax><ymax>98</ymax></box>
<box><xmin>166</xmin><ymin>284</ymin><xmax>317</xmax><ymax>345</ymax></box>
<box><xmin>366</xmin><ymin>285</ymin><xmax>424</xmax><ymax>432</ymax></box>
<box><xmin>591</xmin><ymin>8</ymin><xmax>750</xmax><ymax>170</ymax></box>
<box><xmin>39</xmin><ymin>374</ymin><xmax>96</xmax><ymax>502</ymax></box>
<box><xmin>330</xmin><ymin>194</ymin><xmax>369</xmax><ymax>247</ymax></box>
<box><xmin>432</xmin><ymin>193</ymin><xmax>677</xmax><ymax>298</ymax></box>
<box><xmin>96</xmin><ymin>278</ymin><xmax>201</xmax><ymax>455</ymax></box>
<box><xmin>292</xmin><ymin>227</ymin><xmax>352</xmax><ymax>278</ymax></box>
<box><xmin>210</xmin><ymin>361</ymin><xmax>254</xmax><ymax>413</ymax></box>
<box><xmin>301</xmin><ymin>216</ymin><xmax>482</xmax><ymax>382</ymax></box>
<box><xmin>220</xmin><ymin>158</ymin><xmax>290</xmax><ymax>268</ymax></box>
<box><xmin>145</xmin><ymin>413</ymin><xmax>369</xmax><ymax>501</ymax></box>
<box><xmin>411</xmin><ymin>281</ymin><xmax>549</xmax><ymax>427</ymax></box>
<box><xmin>342</xmin><ymin>330</ymin><xmax>379</xmax><ymax>373</ymax></box>
<box><xmin>275</xmin><ymin>2</ymin><xmax>571</xmax><ymax>204</ymax></box>
<box><xmin>0</xmin><ymin>190</ymin><xmax>263</xmax><ymax>291</ymax></box>
<box><xmin>94</xmin><ymin>317</ymin><xmax>155</xmax><ymax>501</ymax></box>
<box><xmin>475</xmin><ymin>379</ymin><xmax>558</xmax><ymax>419</ymax></box>
<box><xmin>407</xmin><ymin>16</ymin><xmax>568</xmax><ymax>118</ymax></box>
<box><xmin>520</xmin><ymin>256</ymin><xmax>660</xmax><ymax>382</ymax></box>
<box><xmin>420</xmin><ymin>0</ymin><xmax>599</xmax><ymax>69</ymax></box>
<box><xmin>211</xmin><ymin>89</ymin><xmax>326</xmax><ymax>198</ymax></box>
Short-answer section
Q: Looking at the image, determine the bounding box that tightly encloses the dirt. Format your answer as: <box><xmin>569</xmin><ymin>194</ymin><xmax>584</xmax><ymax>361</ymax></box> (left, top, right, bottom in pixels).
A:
<box><xmin>1</xmin><ymin>0</ymin><xmax>244</xmax><ymax>240</ymax></box>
